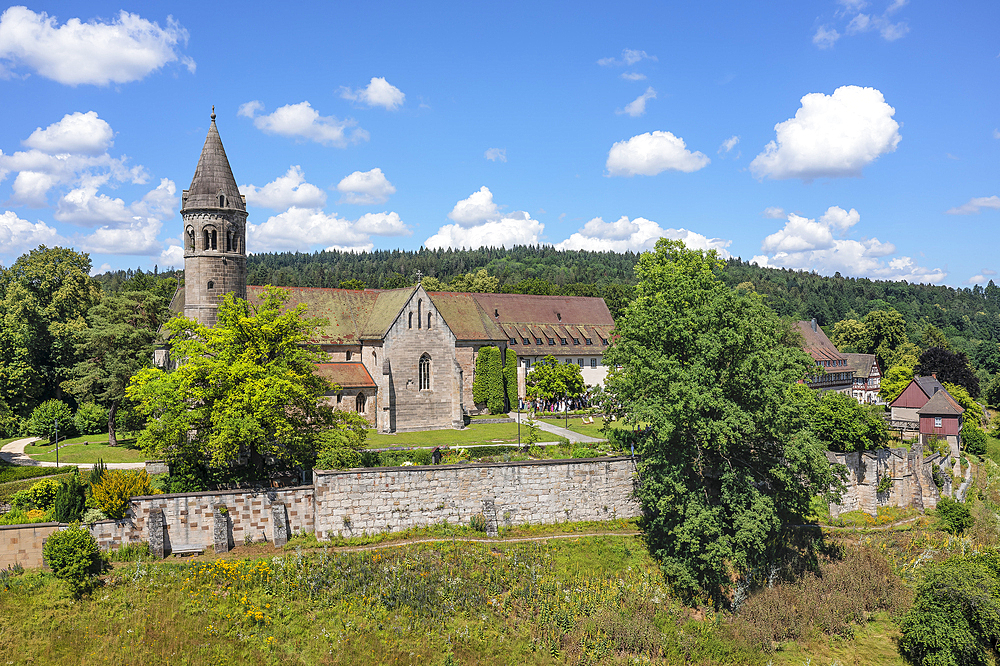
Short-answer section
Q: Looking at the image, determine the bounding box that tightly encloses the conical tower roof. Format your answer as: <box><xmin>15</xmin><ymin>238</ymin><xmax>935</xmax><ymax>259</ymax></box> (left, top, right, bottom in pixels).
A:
<box><xmin>183</xmin><ymin>108</ymin><xmax>245</xmax><ymax>211</ymax></box>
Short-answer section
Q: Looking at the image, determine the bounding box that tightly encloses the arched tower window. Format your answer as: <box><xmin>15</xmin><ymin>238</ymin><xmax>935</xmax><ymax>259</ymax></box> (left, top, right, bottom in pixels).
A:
<box><xmin>203</xmin><ymin>229</ymin><xmax>209</xmax><ymax>250</ymax></box>
<box><xmin>356</xmin><ymin>393</ymin><xmax>366</xmax><ymax>413</ymax></box>
<box><xmin>417</xmin><ymin>299</ymin><xmax>422</xmax><ymax>329</ymax></box>
<box><xmin>211</xmin><ymin>229</ymin><xmax>217</xmax><ymax>250</ymax></box>
<box><xmin>186</xmin><ymin>226</ymin><xmax>195</xmax><ymax>250</ymax></box>
<box><xmin>219</xmin><ymin>194</ymin><xmax>225</xmax><ymax>207</ymax></box>
<box><xmin>419</xmin><ymin>354</ymin><xmax>430</xmax><ymax>390</ymax></box>
<box><xmin>408</xmin><ymin>312</ymin><xmax>413</xmax><ymax>329</ymax></box>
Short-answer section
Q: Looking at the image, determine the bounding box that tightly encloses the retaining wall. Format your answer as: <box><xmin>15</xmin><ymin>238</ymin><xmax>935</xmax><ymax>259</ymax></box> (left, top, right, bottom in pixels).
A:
<box><xmin>0</xmin><ymin>523</ymin><xmax>60</xmax><ymax>569</ymax></box>
<box><xmin>827</xmin><ymin>446</ymin><xmax>946</xmax><ymax>518</ymax></box>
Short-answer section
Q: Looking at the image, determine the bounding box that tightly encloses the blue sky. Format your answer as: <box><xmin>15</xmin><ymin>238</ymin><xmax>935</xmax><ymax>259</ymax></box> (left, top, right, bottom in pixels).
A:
<box><xmin>0</xmin><ymin>1</ymin><xmax>997</xmax><ymax>286</ymax></box>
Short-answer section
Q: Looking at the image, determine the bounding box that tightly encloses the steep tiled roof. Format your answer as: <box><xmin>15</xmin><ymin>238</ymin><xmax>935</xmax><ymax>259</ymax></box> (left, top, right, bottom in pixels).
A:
<box><xmin>248</xmin><ymin>285</ymin><xmax>381</xmax><ymax>344</ymax></box>
<box><xmin>468</xmin><ymin>293</ymin><xmax>614</xmax><ymax>353</ymax></box>
<box><xmin>917</xmin><ymin>389</ymin><xmax>964</xmax><ymax>416</ymax></box>
<box><xmin>182</xmin><ymin>112</ymin><xmax>245</xmax><ymax>212</ymax></box>
<box><xmin>426</xmin><ymin>292</ymin><xmax>503</xmax><ymax>341</ymax></box>
<box><xmin>914</xmin><ymin>375</ymin><xmax>947</xmax><ymax>399</ymax></box>
<box><xmin>794</xmin><ymin>320</ymin><xmax>847</xmax><ymax>364</ymax></box>
<box><xmin>315</xmin><ymin>362</ymin><xmax>376</xmax><ymax>388</ymax></box>
<box><xmin>844</xmin><ymin>353</ymin><xmax>877</xmax><ymax>379</ymax></box>
<box><xmin>361</xmin><ymin>288</ymin><xmax>418</xmax><ymax>339</ymax></box>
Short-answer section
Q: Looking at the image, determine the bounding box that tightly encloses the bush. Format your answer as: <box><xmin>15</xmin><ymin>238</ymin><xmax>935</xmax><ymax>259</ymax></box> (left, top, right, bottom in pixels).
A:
<box><xmin>572</xmin><ymin>447</ymin><xmax>600</xmax><ymax>458</ymax></box>
<box><xmin>964</xmin><ymin>423</ymin><xmax>988</xmax><ymax>456</ymax></box>
<box><xmin>937</xmin><ymin>497</ymin><xmax>975</xmax><ymax>535</ymax></box>
<box><xmin>53</xmin><ymin>470</ymin><xmax>87</xmax><ymax>523</ymax></box>
<box><xmin>470</xmin><ymin>513</ymin><xmax>487</xmax><ymax>533</ymax></box>
<box><xmin>0</xmin><ymin>508</ymin><xmax>53</xmax><ymax>525</ymax></box>
<box><xmin>10</xmin><ymin>477</ymin><xmax>61</xmax><ymax>511</ymax></box>
<box><xmin>73</xmin><ymin>403</ymin><xmax>108</xmax><ymax>436</ymax></box>
<box><xmin>26</xmin><ymin>399</ymin><xmax>76</xmax><ymax>442</ymax></box>
<box><xmin>42</xmin><ymin>524</ymin><xmax>102</xmax><ymax>597</ymax></box>
<box><xmin>89</xmin><ymin>458</ymin><xmax>107</xmax><ymax>488</ymax></box>
<box><xmin>81</xmin><ymin>508</ymin><xmax>107</xmax><ymax>524</ymax></box>
<box><xmin>91</xmin><ymin>469</ymin><xmax>153</xmax><ymax>519</ymax></box>
<box><xmin>899</xmin><ymin>552</ymin><xmax>1000</xmax><ymax>666</ymax></box>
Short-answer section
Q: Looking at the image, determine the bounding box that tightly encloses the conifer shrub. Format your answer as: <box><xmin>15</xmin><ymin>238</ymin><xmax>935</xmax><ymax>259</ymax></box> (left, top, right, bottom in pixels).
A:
<box><xmin>10</xmin><ymin>477</ymin><xmax>61</xmax><ymax>511</ymax></box>
<box><xmin>73</xmin><ymin>403</ymin><xmax>108</xmax><ymax>436</ymax></box>
<box><xmin>504</xmin><ymin>350</ymin><xmax>518</xmax><ymax>411</ymax></box>
<box><xmin>91</xmin><ymin>469</ymin><xmax>153</xmax><ymax>520</ymax></box>
<box><xmin>53</xmin><ymin>470</ymin><xmax>87</xmax><ymax>523</ymax></box>
<box><xmin>42</xmin><ymin>523</ymin><xmax>102</xmax><ymax>597</ymax></box>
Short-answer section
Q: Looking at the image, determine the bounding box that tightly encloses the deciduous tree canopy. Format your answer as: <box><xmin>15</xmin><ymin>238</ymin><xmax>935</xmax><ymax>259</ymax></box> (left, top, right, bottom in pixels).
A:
<box><xmin>604</xmin><ymin>239</ymin><xmax>843</xmax><ymax>604</ymax></box>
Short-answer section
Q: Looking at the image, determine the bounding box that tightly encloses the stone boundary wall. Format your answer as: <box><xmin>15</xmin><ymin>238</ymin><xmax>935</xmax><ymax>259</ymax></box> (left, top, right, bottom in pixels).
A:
<box><xmin>0</xmin><ymin>522</ymin><xmax>60</xmax><ymax>569</ymax></box>
<box><xmin>313</xmin><ymin>457</ymin><xmax>640</xmax><ymax>538</ymax></box>
<box><xmin>828</xmin><ymin>446</ymin><xmax>946</xmax><ymax>518</ymax></box>
<box><xmin>1</xmin><ymin>457</ymin><xmax>640</xmax><ymax>566</ymax></box>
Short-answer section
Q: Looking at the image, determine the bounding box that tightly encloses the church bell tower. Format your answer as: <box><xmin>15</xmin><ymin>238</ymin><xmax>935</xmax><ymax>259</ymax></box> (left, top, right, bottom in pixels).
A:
<box><xmin>181</xmin><ymin>107</ymin><xmax>248</xmax><ymax>327</ymax></box>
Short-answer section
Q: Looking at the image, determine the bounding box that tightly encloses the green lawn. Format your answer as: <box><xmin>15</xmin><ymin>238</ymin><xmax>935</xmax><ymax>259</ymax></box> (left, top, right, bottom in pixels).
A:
<box><xmin>536</xmin><ymin>416</ymin><xmax>625</xmax><ymax>439</ymax></box>
<box><xmin>25</xmin><ymin>436</ymin><xmax>146</xmax><ymax>464</ymax></box>
<box><xmin>986</xmin><ymin>435</ymin><xmax>1000</xmax><ymax>466</ymax></box>
<box><xmin>365</xmin><ymin>422</ymin><xmax>534</xmax><ymax>448</ymax></box>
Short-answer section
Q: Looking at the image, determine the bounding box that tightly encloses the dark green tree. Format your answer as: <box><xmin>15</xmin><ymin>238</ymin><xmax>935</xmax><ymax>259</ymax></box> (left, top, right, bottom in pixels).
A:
<box><xmin>0</xmin><ymin>246</ymin><xmax>101</xmax><ymax>414</ymax></box>
<box><xmin>53</xmin><ymin>469</ymin><xmax>86</xmax><ymax>523</ymax></box>
<box><xmin>917</xmin><ymin>346</ymin><xmax>981</xmax><ymax>398</ymax></box>
<box><xmin>809</xmin><ymin>391</ymin><xmax>888</xmax><ymax>453</ymax></box>
<box><xmin>899</xmin><ymin>552</ymin><xmax>1000</xmax><ymax>666</ymax></box>
<box><xmin>26</xmin><ymin>399</ymin><xmax>76</xmax><ymax>442</ymax></box>
<box><xmin>603</xmin><ymin>239</ymin><xmax>844</xmax><ymax>603</ymax></box>
<box><xmin>503</xmin><ymin>349</ymin><xmax>518</xmax><ymax>411</ymax></box>
<box><xmin>525</xmin><ymin>355</ymin><xmax>585</xmax><ymax>406</ymax></box>
<box><xmin>63</xmin><ymin>290</ymin><xmax>168</xmax><ymax>446</ymax></box>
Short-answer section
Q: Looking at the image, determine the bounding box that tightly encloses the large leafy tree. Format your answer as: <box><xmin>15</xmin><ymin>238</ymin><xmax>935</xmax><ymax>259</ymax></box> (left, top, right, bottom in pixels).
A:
<box><xmin>126</xmin><ymin>287</ymin><xmax>336</xmax><ymax>480</ymax></box>
<box><xmin>808</xmin><ymin>391</ymin><xmax>888</xmax><ymax>453</ymax></box>
<box><xmin>0</xmin><ymin>246</ymin><xmax>101</xmax><ymax>414</ymax></box>
<box><xmin>917</xmin><ymin>346</ymin><xmax>980</xmax><ymax>397</ymax></box>
<box><xmin>63</xmin><ymin>290</ymin><xmax>168</xmax><ymax>446</ymax></box>
<box><xmin>604</xmin><ymin>240</ymin><xmax>843</xmax><ymax>604</ymax></box>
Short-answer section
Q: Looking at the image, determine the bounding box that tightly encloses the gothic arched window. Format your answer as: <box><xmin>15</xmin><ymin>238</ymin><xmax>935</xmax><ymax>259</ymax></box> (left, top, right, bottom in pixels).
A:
<box><xmin>427</xmin><ymin>312</ymin><xmax>432</xmax><ymax>329</ymax></box>
<box><xmin>356</xmin><ymin>393</ymin><xmax>366</xmax><ymax>413</ymax></box>
<box><xmin>419</xmin><ymin>354</ymin><xmax>430</xmax><ymax>390</ymax></box>
<box><xmin>408</xmin><ymin>312</ymin><xmax>413</xmax><ymax>329</ymax></box>
<box><xmin>417</xmin><ymin>299</ymin><xmax>422</xmax><ymax>329</ymax></box>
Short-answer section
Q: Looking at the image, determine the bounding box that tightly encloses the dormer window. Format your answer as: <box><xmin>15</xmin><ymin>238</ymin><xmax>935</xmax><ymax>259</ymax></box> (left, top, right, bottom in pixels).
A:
<box><xmin>522</xmin><ymin>337</ymin><xmax>530</xmax><ymax>345</ymax></box>
<box><xmin>572</xmin><ymin>338</ymin><xmax>579</xmax><ymax>345</ymax></box>
<box><xmin>535</xmin><ymin>337</ymin><xmax>542</xmax><ymax>345</ymax></box>
<box><xmin>585</xmin><ymin>338</ymin><xmax>592</xmax><ymax>345</ymax></box>
<box><xmin>560</xmin><ymin>338</ymin><xmax>567</xmax><ymax>345</ymax></box>
<box><xmin>547</xmin><ymin>338</ymin><xmax>555</xmax><ymax>345</ymax></box>
<box><xmin>509</xmin><ymin>338</ymin><xmax>517</xmax><ymax>345</ymax></box>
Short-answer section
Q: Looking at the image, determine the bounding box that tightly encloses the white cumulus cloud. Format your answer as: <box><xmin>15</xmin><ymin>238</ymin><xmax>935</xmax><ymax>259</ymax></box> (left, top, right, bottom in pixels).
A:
<box><xmin>484</xmin><ymin>148</ymin><xmax>507</xmax><ymax>162</ymax></box>
<box><xmin>244</xmin><ymin>165</ymin><xmax>326</xmax><ymax>210</ymax></box>
<box><xmin>354</xmin><ymin>212</ymin><xmax>409</xmax><ymax>236</ymax></box>
<box><xmin>752</xmin><ymin>206</ymin><xmax>944</xmax><ymax>283</ymax></box>
<box><xmin>247</xmin><ymin>207</ymin><xmax>374</xmax><ymax>253</ymax></box>
<box><xmin>718</xmin><ymin>135</ymin><xmax>740</xmax><ymax>154</ymax></box>
<box><xmin>946</xmin><ymin>196</ymin><xmax>1000</xmax><ymax>215</ymax></box>
<box><xmin>606</xmin><ymin>131</ymin><xmax>710</xmax><ymax>176</ymax></box>
<box><xmin>336</xmin><ymin>168</ymin><xmax>396</xmax><ymax>205</ymax></box>
<box><xmin>0</xmin><ymin>6</ymin><xmax>194</xmax><ymax>85</ymax></box>
<box><xmin>427</xmin><ymin>187</ymin><xmax>542</xmax><ymax>249</ymax></box>
<box><xmin>238</xmin><ymin>101</ymin><xmax>368</xmax><ymax>147</ymax></box>
<box><xmin>0</xmin><ymin>210</ymin><xmax>63</xmax><ymax>255</ymax></box>
<box><xmin>750</xmin><ymin>85</ymin><xmax>901</xmax><ymax>180</ymax></box>
<box><xmin>617</xmin><ymin>87</ymin><xmax>656</xmax><ymax>117</ymax></box>
<box><xmin>23</xmin><ymin>111</ymin><xmax>113</xmax><ymax>155</ymax></box>
<box><xmin>79</xmin><ymin>217</ymin><xmax>163</xmax><ymax>255</ymax></box>
<box><xmin>339</xmin><ymin>77</ymin><xmax>405</xmax><ymax>110</ymax></box>
<box><xmin>556</xmin><ymin>216</ymin><xmax>731</xmax><ymax>256</ymax></box>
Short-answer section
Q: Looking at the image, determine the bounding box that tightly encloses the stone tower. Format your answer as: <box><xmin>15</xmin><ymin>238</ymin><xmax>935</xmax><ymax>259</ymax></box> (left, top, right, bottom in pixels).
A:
<box><xmin>181</xmin><ymin>108</ymin><xmax>247</xmax><ymax>327</ymax></box>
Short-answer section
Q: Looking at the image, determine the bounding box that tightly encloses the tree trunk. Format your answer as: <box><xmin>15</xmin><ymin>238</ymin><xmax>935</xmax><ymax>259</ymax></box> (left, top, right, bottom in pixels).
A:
<box><xmin>249</xmin><ymin>441</ymin><xmax>265</xmax><ymax>484</ymax></box>
<box><xmin>108</xmin><ymin>400</ymin><xmax>118</xmax><ymax>447</ymax></box>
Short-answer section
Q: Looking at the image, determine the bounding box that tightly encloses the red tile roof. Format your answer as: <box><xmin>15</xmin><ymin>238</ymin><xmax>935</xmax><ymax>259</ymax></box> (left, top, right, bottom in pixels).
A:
<box><xmin>314</xmin><ymin>362</ymin><xmax>376</xmax><ymax>388</ymax></box>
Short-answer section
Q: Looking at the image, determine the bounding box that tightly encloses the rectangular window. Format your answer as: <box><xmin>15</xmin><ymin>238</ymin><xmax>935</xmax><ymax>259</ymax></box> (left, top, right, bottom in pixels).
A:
<box><xmin>572</xmin><ymin>338</ymin><xmax>580</xmax><ymax>345</ymax></box>
<box><xmin>510</xmin><ymin>338</ymin><xmax>517</xmax><ymax>345</ymax></box>
<box><xmin>591</xmin><ymin>358</ymin><xmax>597</xmax><ymax>368</ymax></box>
<box><xmin>560</xmin><ymin>338</ymin><xmax>567</xmax><ymax>345</ymax></box>
<box><xmin>585</xmin><ymin>338</ymin><xmax>592</xmax><ymax>345</ymax></box>
<box><xmin>578</xmin><ymin>359</ymin><xmax>584</xmax><ymax>367</ymax></box>
<box><xmin>523</xmin><ymin>337</ymin><xmax>530</xmax><ymax>345</ymax></box>
<box><xmin>935</xmin><ymin>417</ymin><xmax>942</xmax><ymax>428</ymax></box>
<box><xmin>535</xmin><ymin>337</ymin><xmax>543</xmax><ymax>345</ymax></box>
<box><xmin>547</xmin><ymin>338</ymin><xmax>555</xmax><ymax>345</ymax></box>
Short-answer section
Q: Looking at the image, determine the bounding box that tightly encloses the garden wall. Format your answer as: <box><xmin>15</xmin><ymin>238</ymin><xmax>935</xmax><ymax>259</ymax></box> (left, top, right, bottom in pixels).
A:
<box><xmin>312</xmin><ymin>457</ymin><xmax>641</xmax><ymax>538</ymax></box>
<box><xmin>827</xmin><ymin>446</ymin><xmax>946</xmax><ymax>518</ymax></box>
<box><xmin>1</xmin><ymin>458</ymin><xmax>639</xmax><ymax>565</ymax></box>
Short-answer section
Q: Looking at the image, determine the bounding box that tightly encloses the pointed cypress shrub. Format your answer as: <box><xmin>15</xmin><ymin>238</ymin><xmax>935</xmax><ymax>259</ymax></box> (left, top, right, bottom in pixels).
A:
<box><xmin>504</xmin><ymin>350</ymin><xmax>518</xmax><ymax>411</ymax></box>
<box><xmin>53</xmin><ymin>470</ymin><xmax>87</xmax><ymax>523</ymax></box>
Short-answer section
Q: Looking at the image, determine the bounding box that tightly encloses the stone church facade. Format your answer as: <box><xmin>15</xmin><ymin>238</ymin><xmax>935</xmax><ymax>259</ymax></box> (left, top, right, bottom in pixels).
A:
<box><xmin>170</xmin><ymin>113</ymin><xmax>614</xmax><ymax>433</ymax></box>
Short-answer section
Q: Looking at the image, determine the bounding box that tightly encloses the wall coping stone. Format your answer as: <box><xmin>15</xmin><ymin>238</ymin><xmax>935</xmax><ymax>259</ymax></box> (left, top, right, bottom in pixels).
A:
<box><xmin>314</xmin><ymin>456</ymin><xmax>637</xmax><ymax>476</ymax></box>
<box><xmin>130</xmin><ymin>484</ymin><xmax>314</xmax><ymax>502</ymax></box>
<box><xmin>0</xmin><ymin>522</ymin><xmax>61</xmax><ymax>531</ymax></box>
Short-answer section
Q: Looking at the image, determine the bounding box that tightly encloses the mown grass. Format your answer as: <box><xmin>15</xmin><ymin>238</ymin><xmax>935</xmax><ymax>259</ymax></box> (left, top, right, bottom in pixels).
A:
<box><xmin>365</xmin><ymin>423</ymin><xmax>543</xmax><ymax>448</ymax></box>
<box><xmin>24</xmin><ymin>436</ymin><xmax>146</xmax><ymax>464</ymax></box>
<box><xmin>984</xmin><ymin>435</ymin><xmax>1000</xmax><ymax>466</ymax></box>
<box><xmin>0</xmin><ymin>468</ymin><xmax>77</xmax><ymax>501</ymax></box>
<box><xmin>535</xmin><ymin>416</ymin><xmax>628</xmax><ymax>440</ymax></box>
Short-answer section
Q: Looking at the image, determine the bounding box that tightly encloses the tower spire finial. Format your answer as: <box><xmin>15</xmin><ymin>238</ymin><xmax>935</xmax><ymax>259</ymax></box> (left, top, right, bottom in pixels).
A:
<box><xmin>211</xmin><ymin>105</ymin><xmax>216</xmax><ymax>121</ymax></box>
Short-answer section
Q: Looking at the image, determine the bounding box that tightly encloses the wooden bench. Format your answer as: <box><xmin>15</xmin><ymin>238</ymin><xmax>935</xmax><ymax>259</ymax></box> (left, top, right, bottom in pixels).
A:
<box><xmin>169</xmin><ymin>544</ymin><xmax>205</xmax><ymax>557</ymax></box>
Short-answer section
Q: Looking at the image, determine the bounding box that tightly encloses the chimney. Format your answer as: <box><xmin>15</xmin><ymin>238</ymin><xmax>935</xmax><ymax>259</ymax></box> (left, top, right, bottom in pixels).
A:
<box><xmin>811</xmin><ymin>318</ymin><xmax>817</xmax><ymax>332</ymax></box>
<box><xmin>932</xmin><ymin>373</ymin><xmax>937</xmax><ymax>379</ymax></box>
